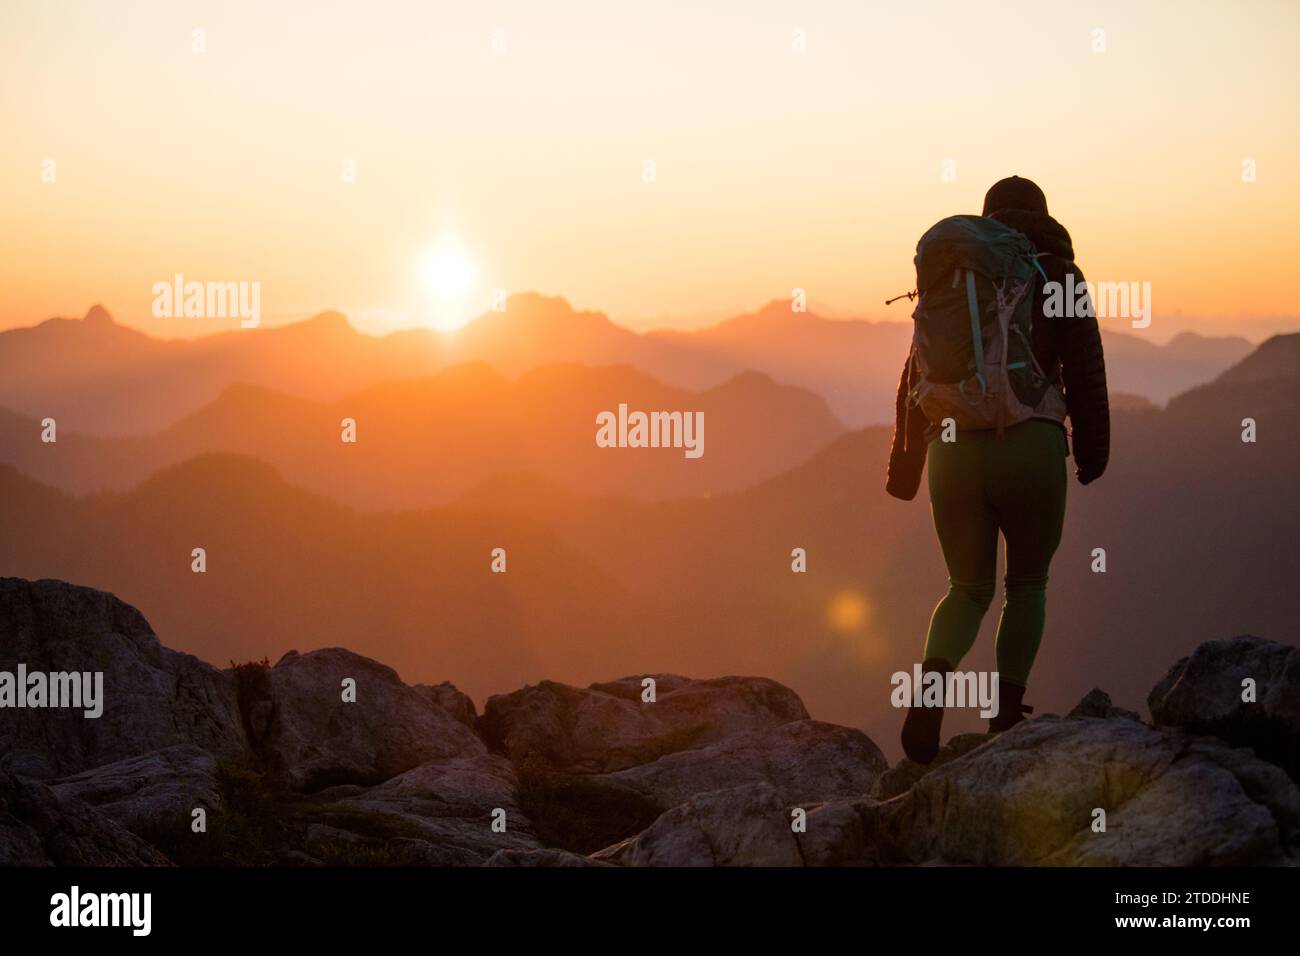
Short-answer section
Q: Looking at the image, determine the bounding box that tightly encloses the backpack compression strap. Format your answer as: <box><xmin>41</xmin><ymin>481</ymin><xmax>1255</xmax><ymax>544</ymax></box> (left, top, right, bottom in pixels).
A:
<box><xmin>964</xmin><ymin>270</ymin><xmax>987</xmax><ymax>400</ymax></box>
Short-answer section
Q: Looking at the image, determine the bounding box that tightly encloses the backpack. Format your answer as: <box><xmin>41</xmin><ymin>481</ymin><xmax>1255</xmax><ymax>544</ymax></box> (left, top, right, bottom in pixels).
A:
<box><xmin>904</xmin><ymin>214</ymin><xmax>1066</xmax><ymax>433</ymax></box>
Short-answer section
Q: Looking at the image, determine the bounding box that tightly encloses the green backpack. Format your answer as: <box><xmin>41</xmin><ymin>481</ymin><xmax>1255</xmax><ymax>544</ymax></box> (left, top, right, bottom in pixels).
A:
<box><xmin>905</xmin><ymin>214</ymin><xmax>1066</xmax><ymax>433</ymax></box>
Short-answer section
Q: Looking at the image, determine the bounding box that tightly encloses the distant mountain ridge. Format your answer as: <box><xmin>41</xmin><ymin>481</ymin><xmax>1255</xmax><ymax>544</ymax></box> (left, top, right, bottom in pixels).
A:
<box><xmin>2</xmin><ymin>336</ymin><xmax>1295</xmax><ymax>755</ymax></box>
<box><xmin>0</xmin><ymin>298</ymin><xmax>1271</xmax><ymax>433</ymax></box>
<box><xmin>1100</xmin><ymin>328</ymin><xmax>1255</xmax><ymax>403</ymax></box>
<box><xmin>1213</xmin><ymin>332</ymin><xmax>1300</xmax><ymax>384</ymax></box>
<box><xmin>0</xmin><ymin>359</ymin><xmax>845</xmax><ymax>506</ymax></box>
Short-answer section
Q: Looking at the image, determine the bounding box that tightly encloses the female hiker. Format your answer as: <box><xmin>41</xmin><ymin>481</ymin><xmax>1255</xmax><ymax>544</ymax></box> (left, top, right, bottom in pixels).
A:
<box><xmin>887</xmin><ymin>175</ymin><xmax>1110</xmax><ymax>764</ymax></box>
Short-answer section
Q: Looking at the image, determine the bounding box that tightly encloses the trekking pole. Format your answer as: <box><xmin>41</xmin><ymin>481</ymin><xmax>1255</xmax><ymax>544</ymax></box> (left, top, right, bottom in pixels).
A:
<box><xmin>885</xmin><ymin>289</ymin><xmax>918</xmax><ymax>306</ymax></box>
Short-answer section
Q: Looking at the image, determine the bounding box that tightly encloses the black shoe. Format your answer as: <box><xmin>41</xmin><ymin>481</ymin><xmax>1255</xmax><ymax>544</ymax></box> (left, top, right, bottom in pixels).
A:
<box><xmin>901</xmin><ymin>656</ymin><xmax>952</xmax><ymax>764</ymax></box>
<box><xmin>988</xmin><ymin>678</ymin><xmax>1034</xmax><ymax>733</ymax></box>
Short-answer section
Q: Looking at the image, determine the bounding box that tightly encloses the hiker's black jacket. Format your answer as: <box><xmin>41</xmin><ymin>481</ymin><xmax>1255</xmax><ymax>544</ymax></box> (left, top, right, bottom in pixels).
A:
<box><xmin>885</xmin><ymin>210</ymin><xmax>1110</xmax><ymax>500</ymax></box>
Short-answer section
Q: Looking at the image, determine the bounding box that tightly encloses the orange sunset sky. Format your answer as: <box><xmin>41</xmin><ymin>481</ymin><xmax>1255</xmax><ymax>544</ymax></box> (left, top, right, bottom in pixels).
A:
<box><xmin>2</xmin><ymin>0</ymin><xmax>1297</xmax><ymax>340</ymax></box>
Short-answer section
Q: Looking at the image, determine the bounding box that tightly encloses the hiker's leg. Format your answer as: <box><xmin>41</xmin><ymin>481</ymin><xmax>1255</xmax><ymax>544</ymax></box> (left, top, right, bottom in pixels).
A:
<box><xmin>905</xmin><ymin>431</ymin><xmax>996</xmax><ymax>764</ymax></box>
<box><xmin>922</xmin><ymin>430</ymin><xmax>998</xmax><ymax>669</ymax></box>
<box><xmin>988</xmin><ymin>420</ymin><xmax>1068</xmax><ymax>686</ymax></box>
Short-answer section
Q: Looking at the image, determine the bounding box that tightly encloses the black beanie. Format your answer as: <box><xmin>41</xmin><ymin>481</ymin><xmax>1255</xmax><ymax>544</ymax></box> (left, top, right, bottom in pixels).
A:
<box><xmin>982</xmin><ymin>176</ymin><xmax>1048</xmax><ymax>216</ymax></box>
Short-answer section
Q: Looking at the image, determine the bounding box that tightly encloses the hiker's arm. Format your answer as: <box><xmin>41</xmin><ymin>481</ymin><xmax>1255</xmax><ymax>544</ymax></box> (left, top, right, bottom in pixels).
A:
<box><xmin>1058</xmin><ymin>265</ymin><xmax>1110</xmax><ymax>484</ymax></box>
<box><xmin>886</xmin><ymin>355</ymin><xmax>928</xmax><ymax>500</ymax></box>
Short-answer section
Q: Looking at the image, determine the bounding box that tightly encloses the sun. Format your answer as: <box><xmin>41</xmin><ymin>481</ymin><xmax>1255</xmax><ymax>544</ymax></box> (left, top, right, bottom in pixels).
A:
<box><xmin>423</xmin><ymin>248</ymin><xmax>475</xmax><ymax>300</ymax></box>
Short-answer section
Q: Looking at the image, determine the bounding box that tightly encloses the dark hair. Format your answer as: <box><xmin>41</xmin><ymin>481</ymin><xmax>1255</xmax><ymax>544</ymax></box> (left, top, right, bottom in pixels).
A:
<box><xmin>982</xmin><ymin>176</ymin><xmax>1048</xmax><ymax>216</ymax></box>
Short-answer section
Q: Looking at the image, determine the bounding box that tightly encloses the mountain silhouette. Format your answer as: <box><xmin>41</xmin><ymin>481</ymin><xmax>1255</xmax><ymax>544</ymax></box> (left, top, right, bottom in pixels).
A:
<box><xmin>1</xmin><ymin>334</ymin><xmax>1294</xmax><ymax>759</ymax></box>
<box><xmin>0</xmin><ymin>453</ymin><xmax>655</xmax><ymax>698</ymax></box>
<box><xmin>0</xmin><ymin>300</ymin><xmax>1265</xmax><ymax>435</ymax></box>
<box><xmin>0</xmin><ymin>361</ymin><xmax>845</xmax><ymax>506</ymax></box>
<box><xmin>0</xmin><ymin>306</ymin><xmax>431</xmax><ymax>435</ymax></box>
<box><xmin>647</xmin><ymin>300</ymin><xmax>914</xmax><ymax>426</ymax></box>
<box><xmin>1101</xmin><ymin>329</ymin><xmax>1254</xmax><ymax>403</ymax></box>
<box><xmin>1164</xmin><ymin>332</ymin><xmax>1300</xmax><ymax>423</ymax></box>
<box><xmin>1211</xmin><ymin>331</ymin><xmax>1300</xmax><ymax>384</ymax></box>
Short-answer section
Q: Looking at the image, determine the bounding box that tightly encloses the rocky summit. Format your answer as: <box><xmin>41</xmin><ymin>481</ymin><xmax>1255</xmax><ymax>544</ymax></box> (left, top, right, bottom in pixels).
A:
<box><xmin>1</xmin><ymin>577</ymin><xmax>1296</xmax><ymax>866</ymax></box>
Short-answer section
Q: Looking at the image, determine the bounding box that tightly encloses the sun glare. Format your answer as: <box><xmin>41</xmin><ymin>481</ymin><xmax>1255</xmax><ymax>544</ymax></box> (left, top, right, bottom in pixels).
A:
<box><xmin>423</xmin><ymin>248</ymin><xmax>475</xmax><ymax>300</ymax></box>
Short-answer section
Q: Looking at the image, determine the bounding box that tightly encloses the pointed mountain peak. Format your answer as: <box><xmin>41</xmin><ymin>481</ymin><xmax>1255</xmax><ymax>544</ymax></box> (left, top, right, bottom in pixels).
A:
<box><xmin>83</xmin><ymin>304</ymin><xmax>114</xmax><ymax>325</ymax></box>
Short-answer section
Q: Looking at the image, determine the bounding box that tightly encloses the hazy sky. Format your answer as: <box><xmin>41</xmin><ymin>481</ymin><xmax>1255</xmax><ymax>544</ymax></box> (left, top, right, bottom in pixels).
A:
<box><xmin>2</xmin><ymin>0</ymin><xmax>1297</xmax><ymax>339</ymax></box>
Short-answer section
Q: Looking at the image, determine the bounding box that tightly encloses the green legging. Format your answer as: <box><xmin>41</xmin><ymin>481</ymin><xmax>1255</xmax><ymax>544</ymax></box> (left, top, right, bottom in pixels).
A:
<box><xmin>922</xmin><ymin>419</ymin><xmax>1067</xmax><ymax>686</ymax></box>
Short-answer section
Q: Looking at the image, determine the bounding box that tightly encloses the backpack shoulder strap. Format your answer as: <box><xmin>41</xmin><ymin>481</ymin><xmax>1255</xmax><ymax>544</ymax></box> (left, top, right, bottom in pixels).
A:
<box><xmin>964</xmin><ymin>270</ymin><xmax>987</xmax><ymax>397</ymax></box>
